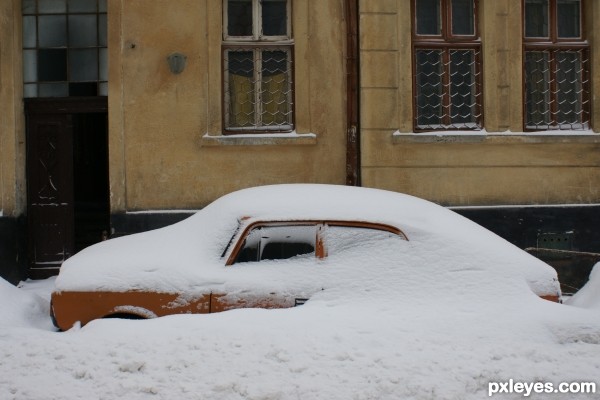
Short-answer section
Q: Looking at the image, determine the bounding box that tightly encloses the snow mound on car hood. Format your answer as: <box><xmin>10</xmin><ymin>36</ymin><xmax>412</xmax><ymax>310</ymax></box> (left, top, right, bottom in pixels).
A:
<box><xmin>55</xmin><ymin>184</ymin><xmax>559</xmax><ymax>299</ymax></box>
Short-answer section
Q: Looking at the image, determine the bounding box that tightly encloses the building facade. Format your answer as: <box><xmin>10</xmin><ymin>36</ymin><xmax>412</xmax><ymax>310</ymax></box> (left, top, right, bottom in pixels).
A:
<box><xmin>1</xmin><ymin>0</ymin><xmax>599</xmax><ymax>292</ymax></box>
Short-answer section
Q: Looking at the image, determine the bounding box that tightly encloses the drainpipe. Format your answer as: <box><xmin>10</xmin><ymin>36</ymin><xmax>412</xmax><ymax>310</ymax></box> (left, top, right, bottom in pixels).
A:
<box><xmin>345</xmin><ymin>0</ymin><xmax>360</xmax><ymax>186</ymax></box>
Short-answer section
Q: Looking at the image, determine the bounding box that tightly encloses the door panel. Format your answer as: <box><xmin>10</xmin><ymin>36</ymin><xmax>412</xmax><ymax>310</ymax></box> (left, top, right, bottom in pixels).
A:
<box><xmin>27</xmin><ymin>114</ymin><xmax>74</xmax><ymax>271</ymax></box>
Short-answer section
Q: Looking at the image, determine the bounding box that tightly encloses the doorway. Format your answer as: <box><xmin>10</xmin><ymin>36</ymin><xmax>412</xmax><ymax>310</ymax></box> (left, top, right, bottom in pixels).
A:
<box><xmin>26</xmin><ymin>98</ymin><xmax>109</xmax><ymax>278</ymax></box>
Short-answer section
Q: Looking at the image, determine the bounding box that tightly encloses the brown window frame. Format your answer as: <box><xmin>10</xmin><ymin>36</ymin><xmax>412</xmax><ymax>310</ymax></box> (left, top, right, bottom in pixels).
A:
<box><xmin>411</xmin><ymin>0</ymin><xmax>483</xmax><ymax>132</ymax></box>
<box><xmin>523</xmin><ymin>0</ymin><xmax>590</xmax><ymax>131</ymax></box>
<box><xmin>222</xmin><ymin>0</ymin><xmax>295</xmax><ymax>134</ymax></box>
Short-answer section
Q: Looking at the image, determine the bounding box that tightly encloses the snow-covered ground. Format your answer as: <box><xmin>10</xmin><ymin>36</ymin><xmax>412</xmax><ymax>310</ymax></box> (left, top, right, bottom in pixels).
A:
<box><xmin>0</xmin><ymin>271</ymin><xmax>598</xmax><ymax>399</ymax></box>
<box><xmin>1</xmin><ymin>185</ymin><xmax>600</xmax><ymax>400</ymax></box>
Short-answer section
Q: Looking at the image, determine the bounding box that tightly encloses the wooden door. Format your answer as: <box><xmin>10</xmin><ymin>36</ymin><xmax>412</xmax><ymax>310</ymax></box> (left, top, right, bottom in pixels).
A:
<box><xmin>26</xmin><ymin>113</ymin><xmax>75</xmax><ymax>273</ymax></box>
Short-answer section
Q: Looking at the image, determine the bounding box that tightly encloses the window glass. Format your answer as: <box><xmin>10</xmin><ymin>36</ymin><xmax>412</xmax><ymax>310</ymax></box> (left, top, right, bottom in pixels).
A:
<box><xmin>556</xmin><ymin>51</ymin><xmax>583</xmax><ymax>125</ymax></box>
<box><xmin>68</xmin><ymin>0</ymin><xmax>97</xmax><ymax>13</ymax></box>
<box><xmin>39</xmin><ymin>15</ymin><xmax>68</xmax><ymax>47</ymax></box>
<box><xmin>450</xmin><ymin>50</ymin><xmax>477</xmax><ymax>125</ymax></box>
<box><xmin>69</xmin><ymin>49</ymin><xmax>98</xmax><ymax>81</ymax></box>
<box><xmin>415</xmin><ymin>49</ymin><xmax>443</xmax><ymax>127</ymax></box>
<box><xmin>228</xmin><ymin>0</ymin><xmax>253</xmax><ymax>36</ymax></box>
<box><xmin>262</xmin><ymin>0</ymin><xmax>287</xmax><ymax>36</ymax></box>
<box><xmin>452</xmin><ymin>0</ymin><xmax>474</xmax><ymax>35</ymax></box>
<box><xmin>416</xmin><ymin>0</ymin><xmax>441</xmax><ymax>35</ymax></box>
<box><xmin>23</xmin><ymin>16</ymin><xmax>37</xmax><ymax>48</ymax></box>
<box><xmin>557</xmin><ymin>0</ymin><xmax>580</xmax><ymax>38</ymax></box>
<box><xmin>37</xmin><ymin>48</ymin><xmax>67</xmax><ymax>81</ymax></box>
<box><xmin>38</xmin><ymin>0</ymin><xmax>66</xmax><ymax>13</ymax></box>
<box><xmin>524</xmin><ymin>51</ymin><xmax>551</xmax><ymax>127</ymax></box>
<box><xmin>261</xmin><ymin>50</ymin><xmax>291</xmax><ymax>126</ymax></box>
<box><xmin>23</xmin><ymin>50</ymin><xmax>38</xmax><ymax>82</ymax></box>
<box><xmin>68</xmin><ymin>15</ymin><xmax>97</xmax><ymax>47</ymax></box>
<box><xmin>227</xmin><ymin>50</ymin><xmax>256</xmax><ymax>128</ymax></box>
<box><xmin>525</xmin><ymin>0</ymin><xmax>549</xmax><ymax>37</ymax></box>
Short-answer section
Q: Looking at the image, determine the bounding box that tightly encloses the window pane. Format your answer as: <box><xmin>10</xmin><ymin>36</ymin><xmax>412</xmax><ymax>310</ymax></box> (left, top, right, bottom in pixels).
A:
<box><xmin>23</xmin><ymin>0</ymin><xmax>36</xmax><ymax>14</ymax></box>
<box><xmin>39</xmin><ymin>15</ymin><xmax>68</xmax><ymax>47</ymax></box>
<box><xmin>39</xmin><ymin>0</ymin><xmax>67</xmax><ymax>14</ymax></box>
<box><xmin>23</xmin><ymin>16</ymin><xmax>37</xmax><ymax>48</ymax></box>
<box><xmin>99</xmin><ymin>48</ymin><xmax>108</xmax><ymax>80</ymax></box>
<box><xmin>525</xmin><ymin>51</ymin><xmax>551</xmax><ymax>127</ymax></box>
<box><xmin>38</xmin><ymin>48</ymin><xmax>67</xmax><ymax>81</ymax></box>
<box><xmin>69</xmin><ymin>82</ymin><xmax>97</xmax><ymax>96</ymax></box>
<box><xmin>98</xmin><ymin>14</ymin><xmax>107</xmax><ymax>46</ymax></box>
<box><xmin>452</xmin><ymin>0</ymin><xmax>474</xmax><ymax>36</ymax></box>
<box><xmin>416</xmin><ymin>0</ymin><xmax>441</xmax><ymax>35</ymax></box>
<box><xmin>23</xmin><ymin>50</ymin><xmax>38</xmax><ymax>82</ymax></box>
<box><xmin>556</xmin><ymin>51</ymin><xmax>583</xmax><ymax>125</ymax></box>
<box><xmin>450</xmin><ymin>50</ymin><xmax>477</xmax><ymax>125</ymax></box>
<box><xmin>68</xmin><ymin>0</ymin><xmax>97</xmax><ymax>13</ymax></box>
<box><xmin>226</xmin><ymin>50</ymin><xmax>256</xmax><ymax>128</ymax></box>
<box><xmin>261</xmin><ymin>50</ymin><xmax>291</xmax><ymax>127</ymax></box>
<box><xmin>69</xmin><ymin>15</ymin><xmax>97</xmax><ymax>47</ymax></box>
<box><xmin>98</xmin><ymin>0</ymin><xmax>106</xmax><ymax>12</ymax></box>
<box><xmin>98</xmin><ymin>82</ymin><xmax>108</xmax><ymax>96</ymax></box>
<box><xmin>415</xmin><ymin>49</ymin><xmax>443</xmax><ymax>127</ymax></box>
<box><xmin>262</xmin><ymin>0</ymin><xmax>287</xmax><ymax>36</ymax></box>
<box><xmin>557</xmin><ymin>0</ymin><xmax>580</xmax><ymax>38</ymax></box>
<box><xmin>525</xmin><ymin>0</ymin><xmax>548</xmax><ymax>37</ymax></box>
<box><xmin>228</xmin><ymin>0</ymin><xmax>253</xmax><ymax>36</ymax></box>
<box><xmin>69</xmin><ymin>49</ymin><xmax>98</xmax><ymax>81</ymax></box>
<box><xmin>39</xmin><ymin>82</ymin><xmax>68</xmax><ymax>97</ymax></box>
<box><xmin>24</xmin><ymin>83</ymin><xmax>38</xmax><ymax>98</ymax></box>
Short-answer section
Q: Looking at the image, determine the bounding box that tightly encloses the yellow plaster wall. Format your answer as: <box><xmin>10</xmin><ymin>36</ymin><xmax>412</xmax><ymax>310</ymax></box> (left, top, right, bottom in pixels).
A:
<box><xmin>360</xmin><ymin>0</ymin><xmax>600</xmax><ymax>206</ymax></box>
<box><xmin>109</xmin><ymin>0</ymin><xmax>347</xmax><ymax>211</ymax></box>
<box><xmin>0</xmin><ymin>0</ymin><xmax>26</xmax><ymax>216</ymax></box>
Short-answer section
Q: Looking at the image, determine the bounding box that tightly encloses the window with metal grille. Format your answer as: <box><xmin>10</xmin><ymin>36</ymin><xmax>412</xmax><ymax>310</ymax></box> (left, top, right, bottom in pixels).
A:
<box><xmin>223</xmin><ymin>0</ymin><xmax>293</xmax><ymax>133</ymax></box>
<box><xmin>22</xmin><ymin>0</ymin><xmax>107</xmax><ymax>98</ymax></box>
<box><xmin>412</xmin><ymin>0</ymin><xmax>482</xmax><ymax>131</ymax></box>
<box><xmin>524</xmin><ymin>0</ymin><xmax>589</xmax><ymax>130</ymax></box>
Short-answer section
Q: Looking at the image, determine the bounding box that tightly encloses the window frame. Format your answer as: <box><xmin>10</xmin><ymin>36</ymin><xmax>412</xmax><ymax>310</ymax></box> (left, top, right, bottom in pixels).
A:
<box><xmin>222</xmin><ymin>0</ymin><xmax>295</xmax><ymax>134</ymax></box>
<box><xmin>411</xmin><ymin>0</ymin><xmax>483</xmax><ymax>132</ymax></box>
<box><xmin>522</xmin><ymin>0</ymin><xmax>590</xmax><ymax>131</ymax></box>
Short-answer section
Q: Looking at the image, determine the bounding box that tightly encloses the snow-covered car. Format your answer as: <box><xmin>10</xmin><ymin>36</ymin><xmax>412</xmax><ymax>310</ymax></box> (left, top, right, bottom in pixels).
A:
<box><xmin>51</xmin><ymin>184</ymin><xmax>561</xmax><ymax>330</ymax></box>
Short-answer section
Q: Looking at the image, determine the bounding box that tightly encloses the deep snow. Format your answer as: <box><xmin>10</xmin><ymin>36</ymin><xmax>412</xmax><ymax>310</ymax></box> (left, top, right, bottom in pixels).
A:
<box><xmin>1</xmin><ymin>185</ymin><xmax>599</xmax><ymax>399</ymax></box>
<box><xmin>1</xmin><ymin>276</ymin><xmax>600</xmax><ymax>399</ymax></box>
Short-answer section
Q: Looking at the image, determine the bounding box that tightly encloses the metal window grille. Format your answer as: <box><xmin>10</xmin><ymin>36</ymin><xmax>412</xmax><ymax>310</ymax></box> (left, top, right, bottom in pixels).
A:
<box><xmin>414</xmin><ymin>48</ymin><xmax>482</xmax><ymax>130</ymax></box>
<box><xmin>524</xmin><ymin>48</ymin><xmax>590</xmax><ymax>130</ymax></box>
<box><xmin>224</xmin><ymin>46</ymin><xmax>294</xmax><ymax>132</ymax></box>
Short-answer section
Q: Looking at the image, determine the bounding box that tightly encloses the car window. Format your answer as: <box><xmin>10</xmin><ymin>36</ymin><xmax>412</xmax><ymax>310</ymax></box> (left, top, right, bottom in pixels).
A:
<box><xmin>234</xmin><ymin>225</ymin><xmax>317</xmax><ymax>263</ymax></box>
<box><xmin>227</xmin><ymin>220</ymin><xmax>408</xmax><ymax>266</ymax></box>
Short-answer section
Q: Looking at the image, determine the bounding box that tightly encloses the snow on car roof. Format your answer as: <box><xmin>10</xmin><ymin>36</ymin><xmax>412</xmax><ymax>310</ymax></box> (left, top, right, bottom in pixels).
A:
<box><xmin>54</xmin><ymin>184</ymin><xmax>559</xmax><ymax>299</ymax></box>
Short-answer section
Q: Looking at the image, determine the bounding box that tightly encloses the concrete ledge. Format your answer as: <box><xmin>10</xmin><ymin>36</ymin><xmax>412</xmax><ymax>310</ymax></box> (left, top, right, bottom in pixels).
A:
<box><xmin>201</xmin><ymin>132</ymin><xmax>317</xmax><ymax>147</ymax></box>
<box><xmin>392</xmin><ymin>132</ymin><xmax>600</xmax><ymax>145</ymax></box>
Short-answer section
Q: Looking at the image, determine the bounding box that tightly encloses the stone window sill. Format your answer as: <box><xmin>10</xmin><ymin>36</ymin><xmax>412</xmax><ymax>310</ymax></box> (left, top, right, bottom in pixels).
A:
<box><xmin>201</xmin><ymin>132</ymin><xmax>317</xmax><ymax>147</ymax></box>
<box><xmin>392</xmin><ymin>130</ymin><xmax>600</xmax><ymax>144</ymax></box>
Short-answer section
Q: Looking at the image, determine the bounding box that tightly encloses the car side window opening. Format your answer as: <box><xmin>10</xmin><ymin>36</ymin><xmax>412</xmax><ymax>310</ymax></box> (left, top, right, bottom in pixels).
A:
<box><xmin>229</xmin><ymin>222</ymin><xmax>408</xmax><ymax>265</ymax></box>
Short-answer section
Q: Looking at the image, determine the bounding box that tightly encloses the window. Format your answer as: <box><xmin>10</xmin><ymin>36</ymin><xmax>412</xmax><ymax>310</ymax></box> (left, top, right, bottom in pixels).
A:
<box><xmin>223</xmin><ymin>0</ymin><xmax>294</xmax><ymax>133</ymax></box>
<box><xmin>523</xmin><ymin>0</ymin><xmax>589</xmax><ymax>130</ymax></box>
<box><xmin>22</xmin><ymin>0</ymin><xmax>107</xmax><ymax>98</ymax></box>
<box><xmin>412</xmin><ymin>0</ymin><xmax>482</xmax><ymax>131</ymax></box>
<box><xmin>226</xmin><ymin>220</ymin><xmax>408</xmax><ymax>265</ymax></box>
